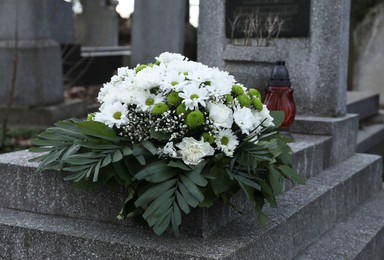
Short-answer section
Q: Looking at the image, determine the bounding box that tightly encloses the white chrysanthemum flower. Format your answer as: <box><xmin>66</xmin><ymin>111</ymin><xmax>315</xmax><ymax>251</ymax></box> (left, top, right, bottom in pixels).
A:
<box><xmin>166</xmin><ymin>60</ymin><xmax>200</xmax><ymax>75</ymax></box>
<box><xmin>94</xmin><ymin>102</ymin><xmax>129</xmax><ymax>128</ymax></box>
<box><xmin>156</xmin><ymin>52</ymin><xmax>186</xmax><ymax>64</ymax></box>
<box><xmin>179</xmin><ymin>82</ymin><xmax>209</xmax><ymax>110</ymax></box>
<box><xmin>136</xmin><ymin>92</ymin><xmax>165</xmax><ymax>111</ymax></box>
<box><xmin>187</xmin><ymin>66</ymin><xmax>213</xmax><ymax>84</ymax></box>
<box><xmin>160</xmin><ymin>70</ymin><xmax>186</xmax><ymax>93</ymax></box>
<box><xmin>162</xmin><ymin>142</ymin><xmax>179</xmax><ymax>158</ymax></box>
<box><xmin>176</xmin><ymin>137</ymin><xmax>215</xmax><ymax>165</ymax></box>
<box><xmin>215</xmin><ymin>129</ymin><xmax>239</xmax><ymax>157</ymax></box>
<box><xmin>233</xmin><ymin>107</ymin><xmax>256</xmax><ymax>135</ymax></box>
<box><xmin>207</xmin><ymin>102</ymin><xmax>233</xmax><ymax>129</ymax></box>
<box><xmin>134</xmin><ymin>65</ymin><xmax>165</xmax><ymax>90</ymax></box>
<box><xmin>97</xmin><ymin>82</ymin><xmax>121</xmax><ymax>105</ymax></box>
<box><xmin>205</xmin><ymin>80</ymin><xmax>232</xmax><ymax>98</ymax></box>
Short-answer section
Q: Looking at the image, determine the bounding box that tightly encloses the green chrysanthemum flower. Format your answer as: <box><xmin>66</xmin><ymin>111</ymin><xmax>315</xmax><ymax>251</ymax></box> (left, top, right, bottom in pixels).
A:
<box><xmin>87</xmin><ymin>113</ymin><xmax>95</xmax><ymax>121</ymax></box>
<box><xmin>135</xmin><ymin>64</ymin><xmax>147</xmax><ymax>73</ymax></box>
<box><xmin>248</xmin><ymin>88</ymin><xmax>261</xmax><ymax>99</ymax></box>
<box><xmin>186</xmin><ymin>110</ymin><xmax>204</xmax><ymax>129</ymax></box>
<box><xmin>151</xmin><ymin>103</ymin><xmax>169</xmax><ymax>116</ymax></box>
<box><xmin>202</xmin><ymin>132</ymin><xmax>214</xmax><ymax>144</ymax></box>
<box><xmin>231</xmin><ymin>84</ymin><xmax>244</xmax><ymax>96</ymax></box>
<box><xmin>252</xmin><ymin>97</ymin><xmax>263</xmax><ymax>112</ymax></box>
<box><xmin>237</xmin><ymin>94</ymin><xmax>251</xmax><ymax>108</ymax></box>
<box><xmin>176</xmin><ymin>103</ymin><xmax>188</xmax><ymax>116</ymax></box>
<box><xmin>166</xmin><ymin>91</ymin><xmax>182</xmax><ymax>107</ymax></box>
<box><xmin>224</xmin><ymin>94</ymin><xmax>234</xmax><ymax>104</ymax></box>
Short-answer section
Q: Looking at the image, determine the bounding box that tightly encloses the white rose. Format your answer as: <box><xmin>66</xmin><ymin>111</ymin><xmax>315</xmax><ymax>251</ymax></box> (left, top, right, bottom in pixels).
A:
<box><xmin>208</xmin><ymin>102</ymin><xmax>233</xmax><ymax>129</ymax></box>
<box><xmin>176</xmin><ymin>137</ymin><xmax>215</xmax><ymax>165</ymax></box>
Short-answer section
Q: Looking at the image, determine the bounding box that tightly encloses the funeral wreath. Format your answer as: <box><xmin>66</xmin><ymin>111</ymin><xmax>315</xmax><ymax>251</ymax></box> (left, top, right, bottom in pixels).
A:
<box><xmin>30</xmin><ymin>52</ymin><xmax>304</xmax><ymax>236</ymax></box>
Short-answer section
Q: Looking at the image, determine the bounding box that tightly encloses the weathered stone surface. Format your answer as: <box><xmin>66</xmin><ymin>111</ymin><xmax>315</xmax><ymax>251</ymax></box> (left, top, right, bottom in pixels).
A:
<box><xmin>295</xmin><ymin>190</ymin><xmax>384</xmax><ymax>260</ymax></box>
<box><xmin>47</xmin><ymin>0</ymin><xmax>75</xmax><ymax>44</ymax></box>
<box><xmin>0</xmin><ymin>133</ymin><xmax>331</xmax><ymax>238</ymax></box>
<box><xmin>357</xmin><ymin>123</ymin><xmax>384</xmax><ymax>156</ymax></box>
<box><xmin>347</xmin><ymin>91</ymin><xmax>379</xmax><ymax>121</ymax></box>
<box><xmin>0</xmin><ymin>99</ymin><xmax>86</xmax><ymax>128</ymax></box>
<box><xmin>0</xmin><ymin>153</ymin><xmax>381</xmax><ymax>259</ymax></box>
<box><xmin>131</xmin><ymin>0</ymin><xmax>186</xmax><ymax>65</ymax></box>
<box><xmin>0</xmin><ymin>0</ymin><xmax>64</xmax><ymax>107</ymax></box>
<box><xmin>198</xmin><ymin>0</ymin><xmax>351</xmax><ymax>117</ymax></box>
<box><xmin>291</xmin><ymin>114</ymin><xmax>359</xmax><ymax>165</ymax></box>
<box><xmin>0</xmin><ymin>0</ymin><xmax>51</xmax><ymax>41</ymax></box>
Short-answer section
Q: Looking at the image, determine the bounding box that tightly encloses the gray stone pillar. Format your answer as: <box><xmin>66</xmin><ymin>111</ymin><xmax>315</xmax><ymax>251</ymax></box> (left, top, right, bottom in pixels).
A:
<box><xmin>47</xmin><ymin>0</ymin><xmax>75</xmax><ymax>44</ymax></box>
<box><xmin>0</xmin><ymin>0</ymin><xmax>63</xmax><ymax>107</ymax></box>
<box><xmin>131</xmin><ymin>0</ymin><xmax>186</xmax><ymax>65</ymax></box>
<box><xmin>75</xmin><ymin>0</ymin><xmax>119</xmax><ymax>47</ymax></box>
<box><xmin>198</xmin><ymin>0</ymin><xmax>351</xmax><ymax>117</ymax></box>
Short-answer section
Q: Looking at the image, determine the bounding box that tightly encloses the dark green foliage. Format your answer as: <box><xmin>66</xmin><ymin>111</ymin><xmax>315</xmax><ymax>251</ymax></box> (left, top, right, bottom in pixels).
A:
<box><xmin>30</xmin><ymin>114</ymin><xmax>304</xmax><ymax>236</ymax></box>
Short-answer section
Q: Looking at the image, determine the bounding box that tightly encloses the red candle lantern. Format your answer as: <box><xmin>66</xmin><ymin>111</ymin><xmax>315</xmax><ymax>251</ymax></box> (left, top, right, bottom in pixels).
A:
<box><xmin>264</xmin><ymin>61</ymin><xmax>296</xmax><ymax>129</ymax></box>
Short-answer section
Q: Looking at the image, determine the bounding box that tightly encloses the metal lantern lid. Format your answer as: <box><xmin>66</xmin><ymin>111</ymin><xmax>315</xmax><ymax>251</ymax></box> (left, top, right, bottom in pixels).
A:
<box><xmin>268</xmin><ymin>61</ymin><xmax>291</xmax><ymax>87</ymax></box>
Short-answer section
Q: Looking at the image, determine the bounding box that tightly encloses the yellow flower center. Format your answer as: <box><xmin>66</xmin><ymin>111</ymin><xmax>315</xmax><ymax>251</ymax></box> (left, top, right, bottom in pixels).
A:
<box><xmin>221</xmin><ymin>136</ymin><xmax>229</xmax><ymax>145</ymax></box>
<box><xmin>190</xmin><ymin>94</ymin><xmax>199</xmax><ymax>100</ymax></box>
<box><xmin>113</xmin><ymin>112</ymin><xmax>122</xmax><ymax>120</ymax></box>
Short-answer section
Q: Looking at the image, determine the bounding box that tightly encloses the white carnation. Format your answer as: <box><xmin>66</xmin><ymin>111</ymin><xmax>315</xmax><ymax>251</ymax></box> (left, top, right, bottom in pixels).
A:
<box><xmin>176</xmin><ymin>137</ymin><xmax>215</xmax><ymax>165</ymax></box>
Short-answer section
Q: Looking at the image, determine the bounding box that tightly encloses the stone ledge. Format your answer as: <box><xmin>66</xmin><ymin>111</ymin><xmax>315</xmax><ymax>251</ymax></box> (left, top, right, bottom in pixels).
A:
<box><xmin>0</xmin><ymin>133</ymin><xmax>332</xmax><ymax>238</ymax></box>
<box><xmin>347</xmin><ymin>91</ymin><xmax>379</xmax><ymax>121</ymax></box>
<box><xmin>0</xmin><ymin>99</ymin><xmax>87</xmax><ymax>128</ymax></box>
<box><xmin>295</xmin><ymin>189</ymin><xmax>384</xmax><ymax>260</ymax></box>
<box><xmin>291</xmin><ymin>114</ymin><xmax>359</xmax><ymax>166</ymax></box>
<box><xmin>0</xmin><ymin>153</ymin><xmax>381</xmax><ymax>259</ymax></box>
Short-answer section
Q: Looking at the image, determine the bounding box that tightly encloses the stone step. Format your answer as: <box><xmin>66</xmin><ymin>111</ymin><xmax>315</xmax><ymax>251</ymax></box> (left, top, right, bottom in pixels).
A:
<box><xmin>347</xmin><ymin>91</ymin><xmax>380</xmax><ymax>121</ymax></box>
<box><xmin>0</xmin><ymin>133</ymin><xmax>332</xmax><ymax>238</ymax></box>
<box><xmin>356</xmin><ymin>112</ymin><xmax>384</xmax><ymax>156</ymax></box>
<box><xmin>295</xmin><ymin>189</ymin><xmax>384</xmax><ymax>260</ymax></box>
<box><xmin>357</xmin><ymin>122</ymin><xmax>384</xmax><ymax>155</ymax></box>
<box><xmin>0</xmin><ymin>153</ymin><xmax>381</xmax><ymax>259</ymax></box>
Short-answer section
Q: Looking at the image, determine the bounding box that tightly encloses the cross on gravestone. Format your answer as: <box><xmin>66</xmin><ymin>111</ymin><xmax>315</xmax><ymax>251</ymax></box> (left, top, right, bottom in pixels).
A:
<box><xmin>0</xmin><ymin>0</ymin><xmax>64</xmax><ymax>107</ymax></box>
<box><xmin>198</xmin><ymin>0</ymin><xmax>351</xmax><ymax>117</ymax></box>
<box><xmin>131</xmin><ymin>0</ymin><xmax>187</xmax><ymax>65</ymax></box>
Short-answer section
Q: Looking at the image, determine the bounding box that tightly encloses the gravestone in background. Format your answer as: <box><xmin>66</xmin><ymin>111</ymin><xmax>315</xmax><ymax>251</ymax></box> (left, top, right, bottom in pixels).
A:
<box><xmin>47</xmin><ymin>0</ymin><xmax>75</xmax><ymax>45</ymax></box>
<box><xmin>198</xmin><ymin>0</ymin><xmax>350</xmax><ymax>117</ymax></box>
<box><xmin>0</xmin><ymin>0</ymin><xmax>63</xmax><ymax>107</ymax></box>
<box><xmin>131</xmin><ymin>0</ymin><xmax>187</xmax><ymax>65</ymax></box>
<box><xmin>352</xmin><ymin>2</ymin><xmax>384</xmax><ymax>107</ymax></box>
<box><xmin>75</xmin><ymin>0</ymin><xmax>119</xmax><ymax>47</ymax></box>
<box><xmin>0</xmin><ymin>0</ymin><xmax>85</xmax><ymax>127</ymax></box>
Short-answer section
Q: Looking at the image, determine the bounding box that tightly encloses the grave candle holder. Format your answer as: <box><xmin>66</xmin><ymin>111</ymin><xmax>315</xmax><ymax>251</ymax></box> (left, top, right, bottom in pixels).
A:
<box><xmin>264</xmin><ymin>61</ymin><xmax>296</xmax><ymax>129</ymax></box>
